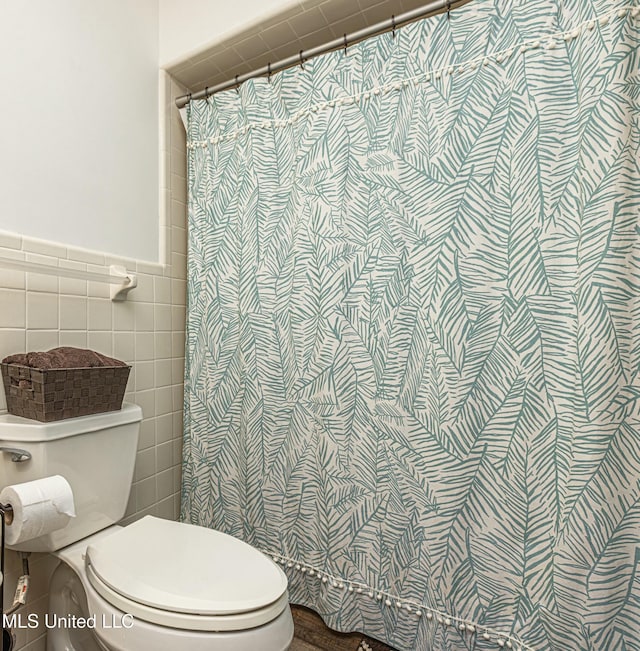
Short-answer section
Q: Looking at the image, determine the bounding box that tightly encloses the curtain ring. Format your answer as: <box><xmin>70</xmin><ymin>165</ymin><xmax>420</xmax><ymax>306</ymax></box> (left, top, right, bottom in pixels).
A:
<box><xmin>204</xmin><ymin>87</ymin><xmax>209</xmax><ymax>103</ymax></box>
<box><xmin>447</xmin><ymin>1</ymin><xmax>451</xmax><ymax>20</ymax></box>
<box><xmin>235</xmin><ymin>75</ymin><xmax>240</xmax><ymax>93</ymax></box>
<box><xmin>299</xmin><ymin>50</ymin><xmax>305</xmax><ymax>70</ymax></box>
<box><xmin>267</xmin><ymin>62</ymin><xmax>272</xmax><ymax>82</ymax></box>
<box><xmin>187</xmin><ymin>92</ymin><xmax>192</xmax><ymax>104</ymax></box>
<box><xmin>344</xmin><ymin>33</ymin><xmax>348</xmax><ymax>56</ymax></box>
<box><xmin>392</xmin><ymin>15</ymin><xmax>396</xmax><ymax>38</ymax></box>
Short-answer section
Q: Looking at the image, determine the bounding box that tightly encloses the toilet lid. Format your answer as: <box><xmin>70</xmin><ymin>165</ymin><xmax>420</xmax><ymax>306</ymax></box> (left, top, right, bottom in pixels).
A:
<box><xmin>86</xmin><ymin>516</ymin><xmax>288</xmax><ymax>616</ymax></box>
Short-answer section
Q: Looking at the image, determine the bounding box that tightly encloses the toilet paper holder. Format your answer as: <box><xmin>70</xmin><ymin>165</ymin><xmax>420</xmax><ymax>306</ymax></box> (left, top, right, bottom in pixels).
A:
<box><xmin>1</xmin><ymin>501</ymin><xmax>11</xmax><ymax>621</ymax></box>
<box><xmin>0</xmin><ymin>448</ymin><xmax>31</xmax><ymax>463</ymax></box>
<box><xmin>0</xmin><ymin>503</ymin><xmax>13</xmax><ymax>526</ymax></box>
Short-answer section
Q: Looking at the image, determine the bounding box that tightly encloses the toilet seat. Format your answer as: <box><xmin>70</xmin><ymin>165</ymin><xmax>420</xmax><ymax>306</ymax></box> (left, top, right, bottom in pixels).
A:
<box><xmin>87</xmin><ymin>565</ymin><xmax>290</xmax><ymax>632</ymax></box>
<box><xmin>85</xmin><ymin>516</ymin><xmax>289</xmax><ymax>632</ymax></box>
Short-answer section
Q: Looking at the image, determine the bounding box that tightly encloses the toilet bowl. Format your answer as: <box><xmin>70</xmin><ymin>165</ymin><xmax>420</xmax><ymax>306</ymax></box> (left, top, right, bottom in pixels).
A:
<box><xmin>47</xmin><ymin>521</ymin><xmax>293</xmax><ymax>651</ymax></box>
<box><xmin>0</xmin><ymin>404</ymin><xmax>294</xmax><ymax>651</ymax></box>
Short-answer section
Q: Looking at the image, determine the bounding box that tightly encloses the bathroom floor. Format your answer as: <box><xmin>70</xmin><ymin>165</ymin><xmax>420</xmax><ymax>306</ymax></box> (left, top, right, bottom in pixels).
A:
<box><xmin>290</xmin><ymin>605</ymin><xmax>396</xmax><ymax>651</ymax></box>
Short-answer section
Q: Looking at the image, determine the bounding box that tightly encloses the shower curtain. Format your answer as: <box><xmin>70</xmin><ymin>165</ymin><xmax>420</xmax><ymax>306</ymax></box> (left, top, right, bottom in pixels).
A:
<box><xmin>182</xmin><ymin>0</ymin><xmax>640</xmax><ymax>649</ymax></box>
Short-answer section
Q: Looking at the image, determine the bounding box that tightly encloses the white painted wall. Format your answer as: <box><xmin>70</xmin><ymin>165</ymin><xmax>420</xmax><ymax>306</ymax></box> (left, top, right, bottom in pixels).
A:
<box><xmin>0</xmin><ymin>0</ymin><xmax>160</xmax><ymax>262</ymax></box>
<box><xmin>158</xmin><ymin>0</ymin><xmax>298</xmax><ymax>67</ymax></box>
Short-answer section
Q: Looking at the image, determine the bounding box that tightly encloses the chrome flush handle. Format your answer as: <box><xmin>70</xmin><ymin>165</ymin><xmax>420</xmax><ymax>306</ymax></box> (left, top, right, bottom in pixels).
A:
<box><xmin>0</xmin><ymin>447</ymin><xmax>32</xmax><ymax>463</ymax></box>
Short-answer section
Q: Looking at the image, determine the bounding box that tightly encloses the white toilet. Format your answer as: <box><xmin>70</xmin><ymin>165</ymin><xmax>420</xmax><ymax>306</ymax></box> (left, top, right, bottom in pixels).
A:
<box><xmin>0</xmin><ymin>403</ymin><xmax>294</xmax><ymax>651</ymax></box>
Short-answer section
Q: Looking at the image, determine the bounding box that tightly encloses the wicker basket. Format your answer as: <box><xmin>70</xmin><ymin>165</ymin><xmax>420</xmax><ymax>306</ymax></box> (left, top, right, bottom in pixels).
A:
<box><xmin>1</xmin><ymin>363</ymin><xmax>130</xmax><ymax>422</ymax></box>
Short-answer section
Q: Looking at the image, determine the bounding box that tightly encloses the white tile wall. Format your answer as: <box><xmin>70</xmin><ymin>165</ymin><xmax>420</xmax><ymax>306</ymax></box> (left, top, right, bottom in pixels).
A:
<box><xmin>0</xmin><ymin>70</ymin><xmax>188</xmax><ymax>651</ymax></box>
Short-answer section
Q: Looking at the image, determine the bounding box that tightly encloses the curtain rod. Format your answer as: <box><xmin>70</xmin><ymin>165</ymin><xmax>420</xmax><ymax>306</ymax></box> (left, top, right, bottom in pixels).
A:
<box><xmin>175</xmin><ymin>0</ymin><xmax>471</xmax><ymax>108</ymax></box>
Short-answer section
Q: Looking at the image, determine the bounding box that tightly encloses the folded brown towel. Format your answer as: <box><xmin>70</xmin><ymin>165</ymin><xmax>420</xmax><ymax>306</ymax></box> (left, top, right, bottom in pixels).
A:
<box><xmin>2</xmin><ymin>347</ymin><xmax>127</xmax><ymax>370</ymax></box>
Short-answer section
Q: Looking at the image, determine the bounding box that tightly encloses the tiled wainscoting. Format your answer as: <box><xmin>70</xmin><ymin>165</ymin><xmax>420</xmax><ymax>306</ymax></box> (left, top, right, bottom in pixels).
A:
<box><xmin>0</xmin><ymin>71</ymin><xmax>188</xmax><ymax>650</ymax></box>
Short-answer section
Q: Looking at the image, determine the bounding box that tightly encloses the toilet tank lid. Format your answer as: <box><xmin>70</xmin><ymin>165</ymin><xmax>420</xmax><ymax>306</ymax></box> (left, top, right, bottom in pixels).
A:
<box><xmin>0</xmin><ymin>403</ymin><xmax>142</xmax><ymax>442</ymax></box>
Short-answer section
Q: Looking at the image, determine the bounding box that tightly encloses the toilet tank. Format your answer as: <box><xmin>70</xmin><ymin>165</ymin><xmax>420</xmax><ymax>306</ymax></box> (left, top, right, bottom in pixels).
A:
<box><xmin>0</xmin><ymin>403</ymin><xmax>141</xmax><ymax>553</ymax></box>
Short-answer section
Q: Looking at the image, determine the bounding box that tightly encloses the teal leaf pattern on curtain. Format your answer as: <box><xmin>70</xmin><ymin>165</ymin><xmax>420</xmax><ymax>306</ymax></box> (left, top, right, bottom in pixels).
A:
<box><xmin>183</xmin><ymin>1</ymin><xmax>640</xmax><ymax>649</ymax></box>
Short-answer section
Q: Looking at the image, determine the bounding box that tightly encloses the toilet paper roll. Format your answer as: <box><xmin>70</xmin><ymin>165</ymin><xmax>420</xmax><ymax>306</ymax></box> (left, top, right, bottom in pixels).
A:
<box><xmin>0</xmin><ymin>476</ymin><xmax>76</xmax><ymax>545</ymax></box>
